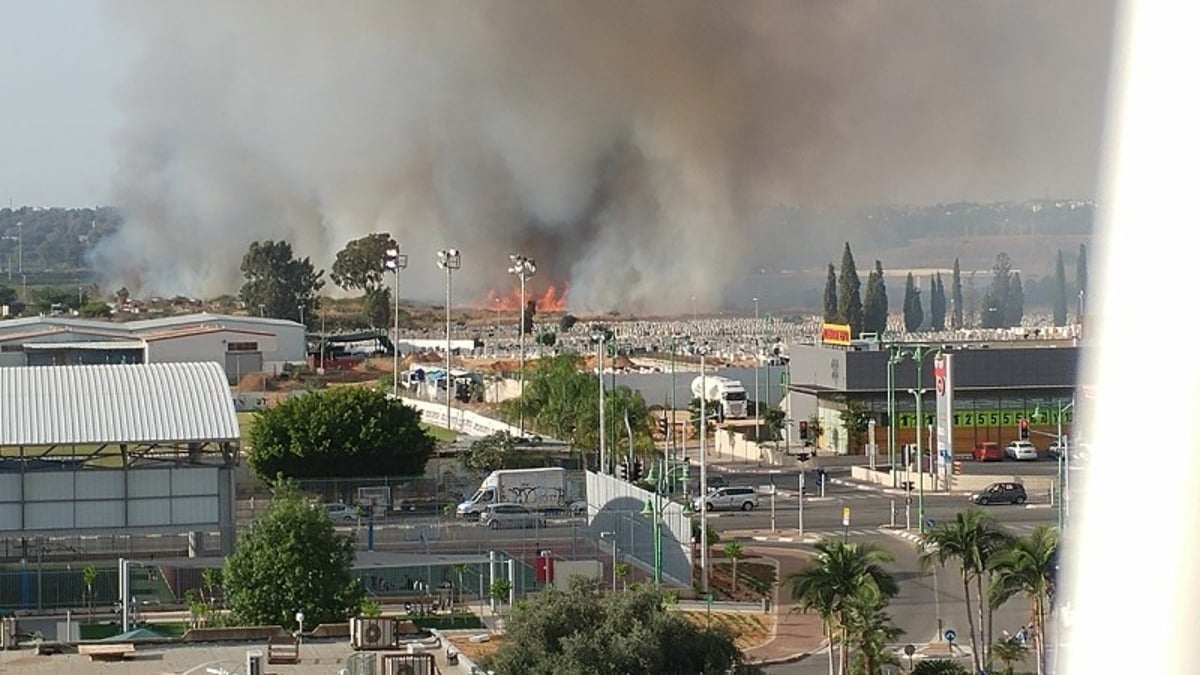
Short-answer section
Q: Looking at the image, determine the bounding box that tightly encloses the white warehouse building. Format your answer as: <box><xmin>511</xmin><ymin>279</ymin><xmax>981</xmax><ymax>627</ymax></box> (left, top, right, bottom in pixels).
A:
<box><xmin>0</xmin><ymin>313</ymin><xmax>306</xmax><ymax>382</ymax></box>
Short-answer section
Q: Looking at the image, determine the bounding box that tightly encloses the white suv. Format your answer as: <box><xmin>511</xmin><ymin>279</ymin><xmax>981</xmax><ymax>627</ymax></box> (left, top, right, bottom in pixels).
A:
<box><xmin>1004</xmin><ymin>441</ymin><xmax>1039</xmax><ymax>461</ymax></box>
<box><xmin>693</xmin><ymin>487</ymin><xmax>759</xmax><ymax>512</ymax></box>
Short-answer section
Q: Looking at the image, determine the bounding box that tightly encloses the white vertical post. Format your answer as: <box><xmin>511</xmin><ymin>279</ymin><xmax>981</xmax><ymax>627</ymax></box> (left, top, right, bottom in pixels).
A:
<box><xmin>488</xmin><ymin>551</ymin><xmax>497</xmax><ymax>612</ymax></box>
<box><xmin>119</xmin><ymin>557</ymin><xmax>128</xmax><ymax>633</ymax></box>
<box><xmin>797</xmin><ymin>469</ymin><xmax>805</xmax><ymax>537</ymax></box>
<box><xmin>506</xmin><ymin>558</ymin><xmax>515</xmax><ymax>607</ymax></box>
<box><xmin>770</xmin><ymin>479</ymin><xmax>776</xmax><ymax>533</ymax></box>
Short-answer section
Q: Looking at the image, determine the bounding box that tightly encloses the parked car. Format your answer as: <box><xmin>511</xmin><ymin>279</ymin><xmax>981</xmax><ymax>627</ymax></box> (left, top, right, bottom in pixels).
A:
<box><xmin>971</xmin><ymin>441</ymin><xmax>1004</xmax><ymax>462</ymax></box>
<box><xmin>969</xmin><ymin>482</ymin><xmax>1028</xmax><ymax>505</ymax></box>
<box><xmin>1004</xmin><ymin>440</ymin><xmax>1039</xmax><ymax>461</ymax></box>
<box><xmin>693</xmin><ymin>487</ymin><xmax>759</xmax><ymax>512</ymax></box>
<box><xmin>705</xmin><ymin>475</ymin><xmax>729</xmax><ymax>493</ymax></box>
<box><xmin>323</xmin><ymin>503</ymin><xmax>359</xmax><ymax>522</ymax></box>
<box><xmin>1048</xmin><ymin>441</ymin><xmax>1089</xmax><ymax>463</ymax></box>
<box><xmin>479</xmin><ymin>503</ymin><xmax>547</xmax><ymax>530</ymax></box>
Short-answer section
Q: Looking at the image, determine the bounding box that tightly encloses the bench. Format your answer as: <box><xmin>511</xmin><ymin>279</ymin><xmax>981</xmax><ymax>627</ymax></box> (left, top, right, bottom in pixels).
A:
<box><xmin>78</xmin><ymin>643</ymin><xmax>136</xmax><ymax>662</ymax></box>
<box><xmin>267</xmin><ymin>636</ymin><xmax>300</xmax><ymax>665</ymax></box>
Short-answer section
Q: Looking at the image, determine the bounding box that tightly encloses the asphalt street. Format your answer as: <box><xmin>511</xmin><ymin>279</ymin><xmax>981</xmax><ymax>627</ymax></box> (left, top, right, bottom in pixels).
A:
<box><xmin>763</xmin><ymin>533</ymin><xmax>1036</xmax><ymax>675</ymax></box>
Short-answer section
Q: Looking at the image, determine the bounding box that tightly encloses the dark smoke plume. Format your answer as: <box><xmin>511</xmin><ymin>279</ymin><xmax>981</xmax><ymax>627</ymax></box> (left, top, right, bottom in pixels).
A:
<box><xmin>93</xmin><ymin>1</ymin><xmax>1114</xmax><ymax>313</ymax></box>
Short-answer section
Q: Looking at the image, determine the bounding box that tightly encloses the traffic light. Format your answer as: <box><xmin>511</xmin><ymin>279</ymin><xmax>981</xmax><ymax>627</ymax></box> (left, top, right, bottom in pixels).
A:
<box><xmin>1019</xmin><ymin>419</ymin><xmax>1030</xmax><ymax>441</ymax></box>
<box><xmin>657</xmin><ymin>417</ymin><xmax>669</xmax><ymax>436</ymax></box>
<box><xmin>630</xmin><ymin>459</ymin><xmax>644</xmax><ymax>482</ymax></box>
<box><xmin>618</xmin><ymin>461</ymin><xmax>629</xmax><ymax>481</ymax></box>
<box><xmin>798</xmin><ymin>421</ymin><xmax>809</xmax><ymax>441</ymax></box>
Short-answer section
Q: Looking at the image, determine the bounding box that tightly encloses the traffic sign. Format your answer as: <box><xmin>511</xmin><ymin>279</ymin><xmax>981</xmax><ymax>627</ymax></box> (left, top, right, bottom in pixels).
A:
<box><xmin>925</xmin><ymin>518</ymin><xmax>935</xmax><ymax>530</ymax></box>
<box><xmin>842</xmin><ymin>507</ymin><xmax>850</xmax><ymax>527</ymax></box>
<box><xmin>903</xmin><ymin>644</ymin><xmax>916</xmax><ymax>656</ymax></box>
<box><xmin>944</xmin><ymin>628</ymin><xmax>957</xmax><ymax>643</ymax></box>
<box><xmin>905</xmin><ymin>496</ymin><xmax>913</xmax><ymax>506</ymax></box>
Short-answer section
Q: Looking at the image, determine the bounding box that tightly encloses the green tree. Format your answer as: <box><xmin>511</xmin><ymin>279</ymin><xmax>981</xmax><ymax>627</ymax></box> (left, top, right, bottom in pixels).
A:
<box><xmin>1006</xmin><ymin>272</ymin><xmax>1025</xmax><ymax>328</ymax></box>
<box><xmin>837</xmin><ymin>243</ymin><xmax>863</xmax><ymax>337</ymax></box>
<box><xmin>362</xmin><ymin>286</ymin><xmax>391</xmax><ymax>328</ymax></box>
<box><xmin>490</xmin><ymin>578</ymin><xmax>513</xmax><ymax>613</ymax></box>
<box><xmin>951</xmin><ymin>258</ymin><xmax>964</xmax><ymax>329</ymax></box>
<box><xmin>485</xmin><ymin>579</ymin><xmax>757</xmax><ymax>675</ymax></box>
<box><xmin>330</xmin><ymin>233</ymin><xmax>397</xmax><ymax>293</ymax></box>
<box><xmin>920</xmin><ymin>509</ymin><xmax>1012</xmax><ymax>674</ymax></box>
<box><xmin>981</xmin><ymin>253</ymin><xmax>1012</xmax><ymax>329</ymax></box>
<box><xmin>989</xmin><ymin>525</ymin><xmax>1058</xmax><ymax>675</ymax></box>
<box><xmin>911</xmin><ymin>659</ymin><xmax>970</xmax><ymax>675</ymax></box>
<box><xmin>844</xmin><ymin>584</ymin><xmax>903</xmax><ymax>675</ymax></box>
<box><xmin>1052</xmin><ymin>250</ymin><xmax>1068</xmax><ymax>326</ymax></box>
<box><xmin>931</xmin><ymin>273</ymin><xmax>947</xmax><ymax>331</ymax></box>
<box><xmin>461</xmin><ymin>432</ymin><xmax>536</xmax><ymax>473</ymax></box>
<box><xmin>223</xmin><ymin>479</ymin><xmax>364</xmax><ymax>627</ymax></box>
<box><xmin>1076</xmin><ymin>242</ymin><xmax>1088</xmax><ymax>320</ymax></box>
<box><xmin>723</xmin><ymin>540</ymin><xmax>744</xmax><ymax>594</ymax></box>
<box><xmin>79</xmin><ymin>300</ymin><xmax>112</xmax><ymax>318</ymax></box>
<box><xmin>823</xmin><ymin>263</ymin><xmax>838</xmax><ymax>323</ymax></box>
<box><xmin>239</xmin><ymin>240</ymin><xmax>324</xmax><ymax>326</ymax></box>
<box><xmin>0</xmin><ymin>285</ymin><xmax>15</xmax><ymax>307</ymax></box>
<box><xmin>246</xmin><ymin>386</ymin><xmax>435</xmax><ymax>479</ymax></box>
<box><xmin>991</xmin><ymin>634</ymin><xmax>1030</xmax><ymax>675</ymax></box>
<box><xmin>787</xmin><ymin>539</ymin><xmax>898</xmax><ymax>675</ymax></box>
<box><xmin>902</xmin><ymin>273</ymin><xmax>923</xmax><ymax>332</ymax></box>
<box><xmin>862</xmin><ymin>260</ymin><xmax>888</xmax><ymax>335</ymax></box>
<box><xmin>82</xmin><ymin>564</ymin><xmax>98</xmax><ymax>619</ymax></box>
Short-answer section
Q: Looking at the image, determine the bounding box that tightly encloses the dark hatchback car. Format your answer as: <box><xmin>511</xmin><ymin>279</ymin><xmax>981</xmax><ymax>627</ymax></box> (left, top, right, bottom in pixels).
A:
<box><xmin>968</xmin><ymin>482</ymin><xmax>1028</xmax><ymax>505</ymax></box>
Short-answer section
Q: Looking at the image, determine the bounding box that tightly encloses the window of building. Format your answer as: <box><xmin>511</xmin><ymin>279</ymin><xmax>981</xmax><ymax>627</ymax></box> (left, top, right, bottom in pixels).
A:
<box><xmin>227</xmin><ymin>341</ymin><xmax>259</xmax><ymax>352</ymax></box>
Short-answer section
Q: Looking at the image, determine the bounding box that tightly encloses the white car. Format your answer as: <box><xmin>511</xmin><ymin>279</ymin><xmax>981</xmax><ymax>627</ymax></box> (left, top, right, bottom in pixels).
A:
<box><xmin>693</xmin><ymin>487</ymin><xmax>759</xmax><ymax>512</ymax></box>
<box><xmin>323</xmin><ymin>503</ymin><xmax>359</xmax><ymax>522</ymax></box>
<box><xmin>1004</xmin><ymin>440</ymin><xmax>1039</xmax><ymax>461</ymax></box>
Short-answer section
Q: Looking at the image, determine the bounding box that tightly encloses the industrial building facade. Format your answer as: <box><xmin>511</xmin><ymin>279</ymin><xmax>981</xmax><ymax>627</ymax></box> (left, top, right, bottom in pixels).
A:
<box><xmin>785</xmin><ymin>340</ymin><xmax>1081</xmax><ymax>455</ymax></box>
<box><xmin>0</xmin><ymin>313</ymin><xmax>306</xmax><ymax>383</ymax></box>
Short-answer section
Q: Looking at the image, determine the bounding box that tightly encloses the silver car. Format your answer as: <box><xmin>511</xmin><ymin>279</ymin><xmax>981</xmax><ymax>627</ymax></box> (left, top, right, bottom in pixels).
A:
<box><xmin>479</xmin><ymin>503</ymin><xmax>546</xmax><ymax>530</ymax></box>
<box><xmin>693</xmin><ymin>487</ymin><xmax>759</xmax><ymax>512</ymax></box>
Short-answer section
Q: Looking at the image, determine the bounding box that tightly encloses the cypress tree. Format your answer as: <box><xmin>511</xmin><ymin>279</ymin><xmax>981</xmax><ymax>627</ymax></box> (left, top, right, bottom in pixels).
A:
<box><xmin>902</xmin><ymin>272</ymin><xmax>924</xmax><ymax>332</ymax></box>
<box><xmin>823</xmin><ymin>263</ymin><xmax>838</xmax><ymax>322</ymax></box>
<box><xmin>982</xmin><ymin>253</ymin><xmax>1013</xmax><ymax>328</ymax></box>
<box><xmin>1053</xmin><ymin>249</ymin><xmax>1068</xmax><ymax>326</ymax></box>
<box><xmin>951</xmin><ymin>258</ymin><xmax>964</xmax><ymax>329</ymax></box>
<box><xmin>932</xmin><ymin>273</ymin><xmax>947</xmax><ymax>330</ymax></box>
<box><xmin>837</xmin><ymin>243</ymin><xmax>863</xmax><ymax>337</ymax></box>
<box><xmin>862</xmin><ymin>260</ymin><xmax>888</xmax><ymax>335</ymax></box>
<box><xmin>1006</xmin><ymin>271</ymin><xmax>1025</xmax><ymax>327</ymax></box>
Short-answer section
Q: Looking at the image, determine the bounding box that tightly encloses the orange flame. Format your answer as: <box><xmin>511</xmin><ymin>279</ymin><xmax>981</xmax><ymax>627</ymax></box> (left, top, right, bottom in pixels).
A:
<box><xmin>482</xmin><ymin>284</ymin><xmax>569</xmax><ymax>312</ymax></box>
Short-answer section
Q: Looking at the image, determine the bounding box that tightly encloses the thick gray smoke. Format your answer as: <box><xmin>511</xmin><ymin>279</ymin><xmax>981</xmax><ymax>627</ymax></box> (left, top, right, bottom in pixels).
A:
<box><xmin>93</xmin><ymin>1</ymin><xmax>1114</xmax><ymax>312</ymax></box>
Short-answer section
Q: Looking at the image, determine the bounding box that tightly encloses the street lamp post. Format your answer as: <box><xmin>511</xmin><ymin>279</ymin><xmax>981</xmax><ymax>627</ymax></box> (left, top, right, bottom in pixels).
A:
<box><xmin>698</xmin><ymin>344</ymin><xmax>710</xmax><ymax>594</ymax></box>
<box><xmin>907</xmin><ymin>387</ymin><xmax>928</xmax><ymax>534</ymax></box>
<box><xmin>753</xmin><ymin>297</ymin><xmax>760</xmax><ymax>442</ymax></box>
<box><xmin>437</xmin><ymin>249</ymin><xmax>461</xmax><ymax>431</ymax></box>
<box><xmin>508</xmin><ymin>254</ymin><xmax>537</xmax><ymax>436</ymax></box>
<box><xmin>599</xmin><ymin>531</ymin><xmax>618</xmax><ymax>593</ymax></box>
<box><xmin>641</xmin><ymin>495</ymin><xmax>665</xmax><ymax>586</ymax></box>
<box><xmin>593</xmin><ymin>329</ymin><xmax>607</xmax><ymax>474</ymax></box>
<box><xmin>385</xmin><ymin>245</ymin><xmax>407</xmax><ymax>396</ymax></box>
<box><xmin>886</xmin><ymin>345</ymin><xmax>904</xmax><ymax>487</ymax></box>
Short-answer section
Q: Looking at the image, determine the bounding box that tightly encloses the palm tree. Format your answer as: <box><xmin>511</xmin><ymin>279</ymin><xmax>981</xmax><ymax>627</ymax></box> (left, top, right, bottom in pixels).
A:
<box><xmin>991</xmin><ymin>634</ymin><xmax>1030</xmax><ymax>675</ymax></box>
<box><xmin>724</xmin><ymin>540</ymin><xmax>744</xmax><ymax>594</ymax></box>
<box><xmin>843</xmin><ymin>583</ymin><xmax>903</xmax><ymax>675</ymax></box>
<box><xmin>989</xmin><ymin>525</ymin><xmax>1058</xmax><ymax>675</ymax></box>
<box><xmin>920</xmin><ymin>508</ymin><xmax>1011</xmax><ymax>674</ymax></box>
<box><xmin>787</xmin><ymin>539</ymin><xmax>898</xmax><ymax>675</ymax></box>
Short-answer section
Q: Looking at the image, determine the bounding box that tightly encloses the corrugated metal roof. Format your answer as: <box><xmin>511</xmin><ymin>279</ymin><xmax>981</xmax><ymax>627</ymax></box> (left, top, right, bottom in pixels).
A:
<box><xmin>0</xmin><ymin>362</ymin><xmax>240</xmax><ymax>446</ymax></box>
<box><xmin>127</xmin><ymin>312</ymin><xmax>303</xmax><ymax>331</ymax></box>
<box><xmin>21</xmin><ymin>341</ymin><xmax>146</xmax><ymax>351</ymax></box>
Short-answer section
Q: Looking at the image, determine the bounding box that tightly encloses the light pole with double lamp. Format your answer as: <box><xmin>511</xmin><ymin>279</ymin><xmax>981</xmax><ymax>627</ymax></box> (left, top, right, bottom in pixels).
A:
<box><xmin>899</xmin><ymin>343</ymin><xmax>940</xmax><ymax>534</ymax></box>
<box><xmin>385</xmin><ymin>244</ymin><xmax>407</xmax><ymax>396</ymax></box>
<box><xmin>436</xmin><ymin>249</ymin><xmax>461</xmax><ymax>430</ymax></box>
<box><xmin>753</xmin><ymin>297</ymin><xmax>761</xmax><ymax>442</ymax></box>
<box><xmin>508</xmin><ymin>254</ymin><xmax>536</xmax><ymax>437</ymax></box>
<box><xmin>886</xmin><ymin>344</ymin><xmax>905</xmax><ymax>487</ymax></box>
<box><xmin>697</xmin><ymin>344</ymin><xmax>711</xmax><ymax>594</ymax></box>
<box><xmin>592</xmin><ymin>328</ymin><xmax>608</xmax><ymax>474</ymax></box>
<box><xmin>641</xmin><ymin>493</ymin><xmax>666</xmax><ymax>586</ymax></box>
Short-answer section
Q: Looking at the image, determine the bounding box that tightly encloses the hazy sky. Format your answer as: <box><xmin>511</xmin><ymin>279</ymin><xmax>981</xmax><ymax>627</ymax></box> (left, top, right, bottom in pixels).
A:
<box><xmin>0</xmin><ymin>0</ymin><xmax>134</xmax><ymax>207</ymax></box>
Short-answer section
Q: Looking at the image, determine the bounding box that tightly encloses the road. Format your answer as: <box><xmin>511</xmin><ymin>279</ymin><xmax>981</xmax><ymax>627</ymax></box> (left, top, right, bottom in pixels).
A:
<box><xmin>762</xmin><ymin>533</ymin><xmax>1035</xmax><ymax>675</ymax></box>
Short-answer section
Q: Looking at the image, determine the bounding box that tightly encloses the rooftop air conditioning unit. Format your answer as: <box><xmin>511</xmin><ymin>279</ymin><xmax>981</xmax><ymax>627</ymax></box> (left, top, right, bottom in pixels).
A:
<box><xmin>352</xmin><ymin>616</ymin><xmax>395</xmax><ymax>650</ymax></box>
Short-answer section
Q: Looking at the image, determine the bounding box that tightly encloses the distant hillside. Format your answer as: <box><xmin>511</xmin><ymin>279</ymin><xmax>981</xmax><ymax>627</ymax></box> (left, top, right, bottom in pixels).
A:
<box><xmin>0</xmin><ymin>206</ymin><xmax>121</xmax><ymax>275</ymax></box>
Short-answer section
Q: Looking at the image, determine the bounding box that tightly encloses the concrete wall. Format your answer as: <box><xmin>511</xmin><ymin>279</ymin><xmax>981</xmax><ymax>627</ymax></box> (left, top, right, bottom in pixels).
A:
<box><xmin>850</xmin><ymin>464</ymin><xmax>1057</xmax><ymax>496</ymax></box>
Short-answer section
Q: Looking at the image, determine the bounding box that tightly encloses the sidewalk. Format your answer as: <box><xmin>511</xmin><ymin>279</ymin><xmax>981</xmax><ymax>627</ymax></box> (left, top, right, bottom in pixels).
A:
<box><xmin>740</xmin><ymin>544</ymin><xmax>827</xmax><ymax>665</ymax></box>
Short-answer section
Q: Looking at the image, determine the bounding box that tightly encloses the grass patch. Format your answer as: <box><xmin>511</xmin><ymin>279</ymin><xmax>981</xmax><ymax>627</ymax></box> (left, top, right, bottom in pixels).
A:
<box><xmin>678</xmin><ymin>611</ymin><xmax>771</xmax><ymax>651</ymax></box>
<box><xmin>421</xmin><ymin>424</ymin><xmax>458</xmax><ymax>442</ymax></box>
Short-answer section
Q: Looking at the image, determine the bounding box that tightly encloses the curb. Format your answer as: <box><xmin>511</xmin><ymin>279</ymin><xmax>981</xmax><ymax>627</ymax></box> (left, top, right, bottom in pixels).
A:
<box><xmin>883</xmin><ymin>528</ymin><xmax>925</xmax><ymax>546</ymax></box>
